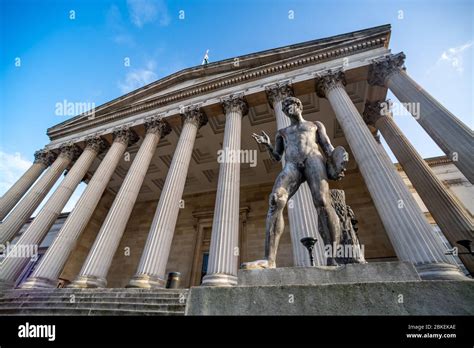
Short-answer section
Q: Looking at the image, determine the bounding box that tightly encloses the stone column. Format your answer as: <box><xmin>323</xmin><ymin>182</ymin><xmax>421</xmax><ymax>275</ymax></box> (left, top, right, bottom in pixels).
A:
<box><xmin>265</xmin><ymin>82</ymin><xmax>326</xmax><ymax>266</ymax></box>
<box><xmin>0</xmin><ymin>149</ymin><xmax>54</xmax><ymax>221</ymax></box>
<box><xmin>369</xmin><ymin>53</ymin><xmax>474</xmax><ymax>184</ymax></box>
<box><xmin>0</xmin><ymin>144</ymin><xmax>79</xmax><ymax>245</ymax></box>
<box><xmin>70</xmin><ymin>117</ymin><xmax>170</xmax><ymax>288</ymax></box>
<box><xmin>363</xmin><ymin>101</ymin><xmax>474</xmax><ymax>274</ymax></box>
<box><xmin>316</xmin><ymin>69</ymin><xmax>465</xmax><ymax>280</ymax></box>
<box><xmin>20</xmin><ymin>128</ymin><xmax>138</xmax><ymax>289</ymax></box>
<box><xmin>128</xmin><ymin>106</ymin><xmax>207</xmax><ymax>288</ymax></box>
<box><xmin>0</xmin><ymin>141</ymin><xmax>90</xmax><ymax>289</ymax></box>
<box><xmin>202</xmin><ymin>95</ymin><xmax>248</xmax><ymax>287</ymax></box>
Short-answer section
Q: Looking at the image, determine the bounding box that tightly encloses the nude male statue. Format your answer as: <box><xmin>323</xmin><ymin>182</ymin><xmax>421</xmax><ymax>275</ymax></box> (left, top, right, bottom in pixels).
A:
<box><xmin>242</xmin><ymin>96</ymin><xmax>348</xmax><ymax>269</ymax></box>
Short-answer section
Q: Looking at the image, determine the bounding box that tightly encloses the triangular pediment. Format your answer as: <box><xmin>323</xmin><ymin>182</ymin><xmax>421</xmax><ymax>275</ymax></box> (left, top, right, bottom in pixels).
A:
<box><xmin>47</xmin><ymin>24</ymin><xmax>391</xmax><ymax>139</ymax></box>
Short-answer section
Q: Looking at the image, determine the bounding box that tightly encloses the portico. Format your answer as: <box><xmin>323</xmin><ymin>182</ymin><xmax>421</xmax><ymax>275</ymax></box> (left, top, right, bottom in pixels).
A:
<box><xmin>0</xmin><ymin>25</ymin><xmax>471</xmax><ymax>291</ymax></box>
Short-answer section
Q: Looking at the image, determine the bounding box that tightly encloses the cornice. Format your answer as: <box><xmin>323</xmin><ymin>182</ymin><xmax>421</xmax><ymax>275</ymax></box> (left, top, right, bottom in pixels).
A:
<box><xmin>424</xmin><ymin>156</ymin><xmax>452</xmax><ymax>166</ymax></box>
<box><xmin>395</xmin><ymin>155</ymin><xmax>452</xmax><ymax>170</ymax></box>
<box><xmin>47</xmin><ymin>27</ymin><xmax>390</xmax><ymax>142</ymax></box>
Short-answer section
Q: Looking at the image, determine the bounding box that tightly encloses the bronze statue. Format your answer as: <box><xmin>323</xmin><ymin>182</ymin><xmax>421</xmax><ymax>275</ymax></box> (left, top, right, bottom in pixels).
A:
<box><xmin>242</xmin><ymin>96</ymin><xmax>352</xmax><ymax>269</ymax></box>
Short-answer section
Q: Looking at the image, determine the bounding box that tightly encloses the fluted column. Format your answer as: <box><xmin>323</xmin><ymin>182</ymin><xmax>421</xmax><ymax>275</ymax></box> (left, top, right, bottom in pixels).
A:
<box><xmin>70</xmin><ymin>117</ymin><xmax>170</xmax><ymax>288</ymax></box>
<box><xmin>128</xmin><ymin>106</ymin><xmax>207</xmax><ymax>288</ymax></box>
<box><xmin>0</xmin><ymin>141</ymin><xmax>89</xmax><ymax>289</ymax></box>
<box><xmin>20</xmin><ymin>128</ymin><xmax>138</xmax><ymax>289</ymax></box>
<box><xmin>316</xmin><ymin>69</ymin><xmax>465</xmax><ymax>280</ymax></box>
<box><xmin>363</xmin><ymin>101</ymin><xmax>474</xmax><ymax>274</ymax></box>
<box><xmin>0</xmin><ymin>144</ymin><xmax>79</xmax><ymax>245</ymax></box>
<box><xmin>265</xmin><ymin>82</ymin><xmax>326</xmax><ymax>266</ymax></box>
<box><xmin>202</xmin><ymin>95</ymin><xmax>248</xmax><ymax>286</ymax></box>
<box><xmin>369</xmin><ymin>53</ymin><xmax>474</xmax><ymax>184</ymax></box>
<box><xmin>0</xmin><ymin>149</ymin><xmax>54</xmax><ymax>221</ymax></box>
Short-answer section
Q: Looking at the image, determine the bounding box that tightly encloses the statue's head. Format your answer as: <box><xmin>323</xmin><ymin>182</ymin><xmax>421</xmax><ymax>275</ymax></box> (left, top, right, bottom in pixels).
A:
<box><xmin>282</xmin><ymin>97</ymin><xmax>303</xmax><ymax>120</ymax></box>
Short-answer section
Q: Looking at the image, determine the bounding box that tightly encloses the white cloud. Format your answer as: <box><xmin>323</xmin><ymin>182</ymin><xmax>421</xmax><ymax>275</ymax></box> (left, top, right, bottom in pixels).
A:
<box><xmin>438</xmin><ymin>41</ymin><xmax>473</xmax><ymax>73</ymax></box>
<box><xmin>106</xmin><ymin>4</ymin><xmax>136</xmax><ymax>46</ymax></box>
<box><xmin>118</xmin><ymin>61</ymin><xmax>158</xmax><ymax>94</ymax></box>
<box><xmin>113</xmin><ymin>33</ymin><xmax>135</xmax><ymax>46</ymax></box>
<box><xmin>0</xmin><ymin>150</ymin><xmax>32</xmax><ymax>196</ymax></box>
<box><xmin>127</xmin><ymin>0</ymin><xmax>170</xmax><ymax>28</ymax></box>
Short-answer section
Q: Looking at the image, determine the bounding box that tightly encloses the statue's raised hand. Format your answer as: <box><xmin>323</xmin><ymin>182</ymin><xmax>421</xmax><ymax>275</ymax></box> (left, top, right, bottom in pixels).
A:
<box><xmin>252</xmin><ymin>131</ymin><xmax>271</xmax><ymax>146</ymax></box>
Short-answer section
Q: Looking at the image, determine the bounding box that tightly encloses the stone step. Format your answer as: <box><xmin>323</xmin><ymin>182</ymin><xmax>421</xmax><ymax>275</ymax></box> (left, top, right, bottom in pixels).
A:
<box><xmin>0</xmin><ymin>288</ymin><xmax>188</xmax><ymax>296</ymax></box>
<box><xmin>0</xmin><ymin>296</ymin><xmax>186</xmax><ymax>304</ymax></box>
<box><xmin>0</xmin><ymin>288</ymin><xmax>189</xmax><ymax>315</ymax></box>
<box><xmin>0</xmin><ymin>291</ymin><xmax>188</xmax><ymax>299</ymax></box>
<box><xmin>0</xmin><ymin>300</ymin><xmax>185</xmax><ymax>312</ymax></box>
<box><xmin>0</xmin><ymin>292</ymin><xmax>187</xmax><ymax>300</ymax></box>
<box><xmin>0</xmin><ymin>306</ymin><xmax>184</xmax><ymax>316</ymax></box>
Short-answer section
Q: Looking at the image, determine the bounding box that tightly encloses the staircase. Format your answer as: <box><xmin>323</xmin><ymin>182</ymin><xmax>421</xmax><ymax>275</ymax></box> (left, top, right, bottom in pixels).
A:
<box><xmin>0</xmin><ymin>288</ymin><xmax>189</xmax><ymax>315</ymax></box>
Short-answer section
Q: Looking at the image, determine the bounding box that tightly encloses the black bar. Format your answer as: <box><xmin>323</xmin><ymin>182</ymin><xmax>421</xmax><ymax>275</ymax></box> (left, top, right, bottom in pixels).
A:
<box><xmin>0</xmin><ymin>315</ymin><xmax>471</xmax><ymax>346</ymax></box>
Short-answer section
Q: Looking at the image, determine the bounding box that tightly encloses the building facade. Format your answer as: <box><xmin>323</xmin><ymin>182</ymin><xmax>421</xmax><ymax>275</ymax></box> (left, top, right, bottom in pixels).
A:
<box><xmin>0</xmin><ymin>24</ymin><xmax>472</xmax><ymax>290</ymax></box>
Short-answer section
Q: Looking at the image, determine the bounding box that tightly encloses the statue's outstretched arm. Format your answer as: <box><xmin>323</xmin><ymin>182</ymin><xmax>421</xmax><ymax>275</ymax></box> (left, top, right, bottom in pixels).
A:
<box><xmin>252</xmin><ymin>130</ymin><xmax>284</xmax><ymax>162</ymax></box>
<box><xmin>315</xmin><ymin>121</ymin><xmax>334</xmax><ymax>158</ymax></box>
<box><xmin>271</xmin><ymin>132</ymin><xmax>284</xmax><ymax>162</ymax></box>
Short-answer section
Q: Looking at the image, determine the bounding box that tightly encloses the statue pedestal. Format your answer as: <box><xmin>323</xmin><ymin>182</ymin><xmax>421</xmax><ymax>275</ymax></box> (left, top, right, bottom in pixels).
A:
<box><xmin>185</xmin><ymin>262</ymin><xmax>474</xmax><ymax>315</ymax></box>
<box><xmin>238</xmin><ymin>261</ymin><xmax>420</xmax><ymax>286</ymax></box>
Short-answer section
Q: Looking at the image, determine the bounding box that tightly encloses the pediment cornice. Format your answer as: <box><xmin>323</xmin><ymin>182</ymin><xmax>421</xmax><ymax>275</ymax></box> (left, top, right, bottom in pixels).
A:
<box><xmin>47</xmin><ymin>25</ymin><xmax>391</xmax><ymax>141</ymax></box>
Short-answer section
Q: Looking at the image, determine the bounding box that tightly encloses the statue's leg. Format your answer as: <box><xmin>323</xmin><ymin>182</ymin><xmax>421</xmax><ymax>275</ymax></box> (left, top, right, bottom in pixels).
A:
<box><xmin>241</xmin><ymin>164</ymin><xmax>302</xmax><ymax>270</ymax></box>
<box><xmin>304</xmin><ymin>157</ymin><xmax>342</xmax><ymax>266</ymax></box>
<box><xmin>264</xmin><ymin>167</ymin><xmax>302</xmax><ymax>267</ymax></box>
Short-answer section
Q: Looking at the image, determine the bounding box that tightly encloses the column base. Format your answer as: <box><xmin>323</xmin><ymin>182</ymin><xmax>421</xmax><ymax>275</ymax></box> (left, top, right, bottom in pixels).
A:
<box><xmin>416</xmin><ymin>263</ymin><xmax>469</xmax><ymax>281</ymax></box>
<box><xmin>68</xmin><ymin>275</ymin><xmax>107</xmax><ymax>288</ymax></box>
<box><xmin>20</xmin><ymin>276</ymin><xmax>56</xmax><ymax>289</ymax></box>
<box><xmin>201</xmin><ymin>273</ymin><xmax>237</xmax><ymax>287</ymax></box>
<box><xmin>127</xmin><ymin>274</ymin><xmax>166</xmax><ymax>289</ymax></box>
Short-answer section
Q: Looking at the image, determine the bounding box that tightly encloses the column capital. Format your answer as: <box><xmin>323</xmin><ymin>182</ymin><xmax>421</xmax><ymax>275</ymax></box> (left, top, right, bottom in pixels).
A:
<box><xmin>368</xmin><ymin>52</ymin><xmax>406</xmax><ymax>86</ymax></box>
<box><xmin>144</xmin><ymin>115</ymin><xmax>172</xmax><ymax>137</ymax></box>
<box><xmin>85</xmin><ymin>135</ymin><xmax>109</xmax><ymax>154</ymax></box>
<box><xmin>265</xmin><ymin>81</ymin><xmax>294</xmax><ymax>107</ymax></box>
<box><xmin>34</xmin><ymin>149</ymin><xmax>56</xmax><ymax>166</ymax></box>
<box><xmin>315</xmin><ymin>68</ymin><xmax>346</xmax><ymax>98</ymax></box>
<box><xmin>112</xmin><ymin>125</ymin><xmax>139</xmax><ymax>146</ymax></box>
<box><xmin>180</xmin><ymin>105</ymin><xmax>208</xmax><ymax>129</ymax></box>
<box><xmin>221</xmin><ymin>93</ymin><xmax>248</xmax><ymax>116</ymax></box>
<box><xmin>363</xmin><ymin>100</ymin><xmax>393</xmax><ymax>127</ymax></box>
<box><xmin>59</xmin><ymin>142</ymin><xmax>82</xmax><ymax>161</ymax></box>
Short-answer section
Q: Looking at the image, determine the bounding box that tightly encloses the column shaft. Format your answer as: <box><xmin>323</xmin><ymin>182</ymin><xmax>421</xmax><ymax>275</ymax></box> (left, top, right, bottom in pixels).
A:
<box><xmin>21</xmin><ymin>134</ymin><xmax>131</xmax><ymax>289</ymax></box>
<box><xmin>0</xmin><ymin>142</ymin><xmax>98</xmax><ymax>288</ymax></box>
<box><xmin>371</xmin><ymin>53</ymin><xmax>474</xmax><ymax>183</ymax></box>
<box><xmin>266</xmin><ymin>83</ymin><xmax>325</xmax><ymax>266</ymax></box>
<box><xmin>71</xmin><ymin>119</ymin><xmax>169</xmax><ymax>288</ymax></box>
<box><xmin>0</xmin><ymin>150</ymin><xmax>52</xmax><ymax>221</ymax></box>
<box><xmin>317</xmin><ymin>70</ymin><xmax>465</xmax><ymax>280</ymax></box>
<box><xmin>202</xmin><ymin>95</ymin><xmax>247</xmax><ymax>286</ymax></box>
<box><xmin>128</xmin><ymin>107</ymin><xmax>206</xmax><ymax>288</ymax></box>
<box><xmin>364</xmin><ymin>102</ymin><xmax>474</xmax><ymax>273</ymax></box>
<box><xmin>0</xmin><ymin>146</ymin><xmax>75</xmax><ymax>245</ymax></box>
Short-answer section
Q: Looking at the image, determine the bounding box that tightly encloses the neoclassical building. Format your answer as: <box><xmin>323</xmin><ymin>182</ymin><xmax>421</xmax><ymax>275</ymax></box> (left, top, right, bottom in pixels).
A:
<box><xmin>0</xmin><ymin>24</ymin><xmax>472</xmax><ymax>291</ymax></box>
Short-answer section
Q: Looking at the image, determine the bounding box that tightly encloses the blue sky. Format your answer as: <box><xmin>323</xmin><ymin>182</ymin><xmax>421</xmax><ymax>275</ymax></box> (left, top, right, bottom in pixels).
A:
<box><xmin>0</xmin><ymin>0</ymin><xmax>472</xmax><ymax>212</ymax></box>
